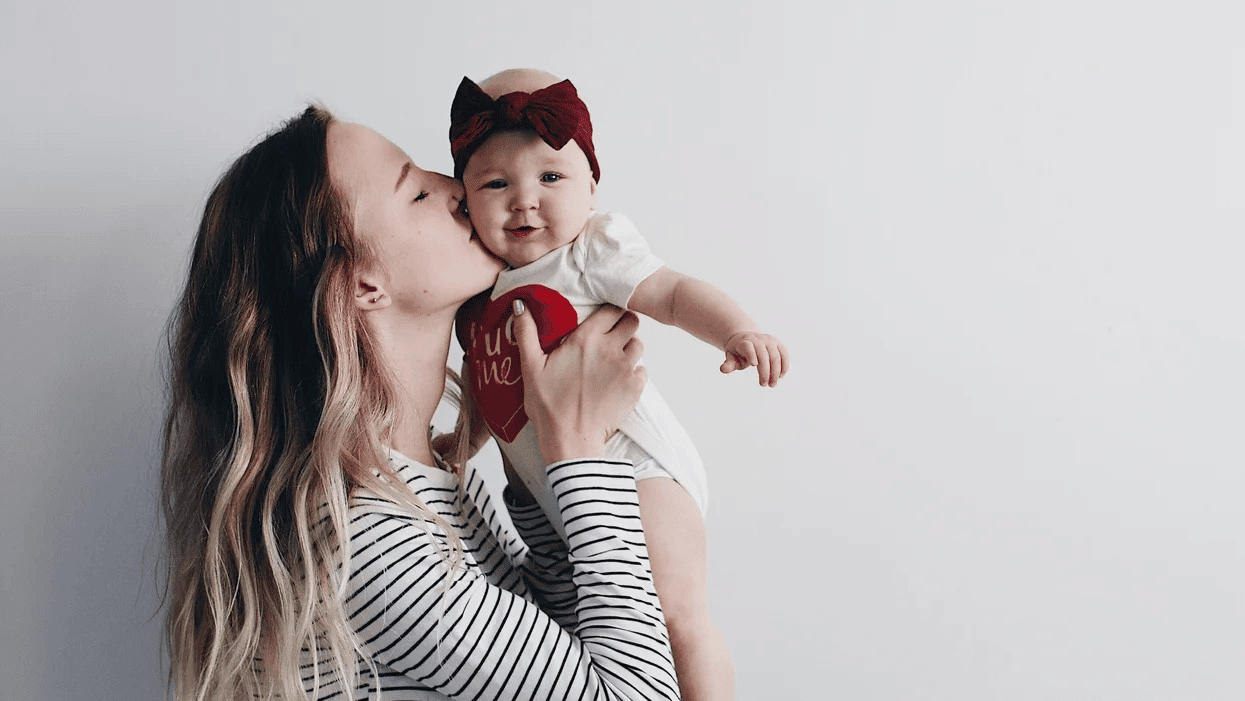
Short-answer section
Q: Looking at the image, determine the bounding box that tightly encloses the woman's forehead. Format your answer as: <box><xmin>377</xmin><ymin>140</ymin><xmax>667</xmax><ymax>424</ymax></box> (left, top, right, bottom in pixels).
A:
<box><xmin>328</xmin><ymin>122</ymin><xmax>407</xmax><ymax>199</ymax></box>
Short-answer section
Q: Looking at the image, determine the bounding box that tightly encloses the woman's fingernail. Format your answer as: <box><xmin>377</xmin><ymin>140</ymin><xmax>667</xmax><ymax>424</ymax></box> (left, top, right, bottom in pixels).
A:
<box><xmin>513</xmin><ymin>299</ymin><xmax>526</xmax><ymax>315</ymax></box>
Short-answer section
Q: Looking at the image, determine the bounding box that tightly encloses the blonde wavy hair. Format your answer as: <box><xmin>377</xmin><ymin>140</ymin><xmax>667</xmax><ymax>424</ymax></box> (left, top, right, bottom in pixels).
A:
<box><xmin>160</xmin><ymin>106</ymin><xmax>466</xmax><ymax>700</ymax></box>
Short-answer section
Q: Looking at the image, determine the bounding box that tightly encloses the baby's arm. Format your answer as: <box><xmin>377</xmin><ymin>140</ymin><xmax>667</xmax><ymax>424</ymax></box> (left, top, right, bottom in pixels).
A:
<box><xmin>628</xmin><ymin>267</ymin><xmax>790</xmax><ymax>386</ymax></box>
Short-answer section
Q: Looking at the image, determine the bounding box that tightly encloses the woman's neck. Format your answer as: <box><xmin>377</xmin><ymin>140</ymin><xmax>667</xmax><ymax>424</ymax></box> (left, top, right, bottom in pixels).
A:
<box><xmin>369</xmin><ymin>308</ymin><xmax>455</xmax><ymax>467</ymax></box>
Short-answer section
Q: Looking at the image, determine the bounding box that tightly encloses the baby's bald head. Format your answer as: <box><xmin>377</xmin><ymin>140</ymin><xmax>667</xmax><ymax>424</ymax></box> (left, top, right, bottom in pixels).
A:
<box><xmin>477</xmin><ymin>68</ymin><xmax>563</xmax><ymax>99</ymax></box>
<box><xmin>450</xmin><ymin>68</ymin><xmax>601</xmax><ymax>183</ymax></box>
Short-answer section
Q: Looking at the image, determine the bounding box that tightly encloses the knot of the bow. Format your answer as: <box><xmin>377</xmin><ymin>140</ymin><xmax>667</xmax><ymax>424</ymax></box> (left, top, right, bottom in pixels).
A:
<box><xmin>497</xmin><ymin>92</ymin><xmax>531</xmax><ymax>126</ymax></box>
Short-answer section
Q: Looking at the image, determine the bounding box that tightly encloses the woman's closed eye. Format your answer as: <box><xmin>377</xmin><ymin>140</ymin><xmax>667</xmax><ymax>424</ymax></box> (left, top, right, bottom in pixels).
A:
<box><xmin>412</xmin><ymin>190</ymin><xmax>429</xmax><ymax>203</ymax></box>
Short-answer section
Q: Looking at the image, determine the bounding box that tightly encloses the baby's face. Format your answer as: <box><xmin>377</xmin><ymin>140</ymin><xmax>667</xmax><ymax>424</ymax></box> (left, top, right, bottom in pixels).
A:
<box><xmin>462</xmin><ymin>130</ymin><xmax>597</xmax><ymax>268</ymax></box>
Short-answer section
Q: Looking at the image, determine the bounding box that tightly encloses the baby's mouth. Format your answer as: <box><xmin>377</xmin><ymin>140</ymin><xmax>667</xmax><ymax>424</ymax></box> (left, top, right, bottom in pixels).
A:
<box><xmin>507</xmin><ymin>226</ymin><xmax>540</xmax><ymax>239</ymax></box>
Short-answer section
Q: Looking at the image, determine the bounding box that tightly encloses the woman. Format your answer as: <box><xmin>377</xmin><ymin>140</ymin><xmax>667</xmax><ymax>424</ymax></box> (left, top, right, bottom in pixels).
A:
<box><xmin>161</xmin><ymin>106</ymin><xmax>680</xmax><ymax>700</ymax></box>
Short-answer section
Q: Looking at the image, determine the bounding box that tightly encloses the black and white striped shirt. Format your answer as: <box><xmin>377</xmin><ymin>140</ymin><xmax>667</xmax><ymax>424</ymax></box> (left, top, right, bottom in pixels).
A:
<box><xmin>306</xmin><ymin>452</ymin><xmax>680</xmax><ymax>700</ymax></box>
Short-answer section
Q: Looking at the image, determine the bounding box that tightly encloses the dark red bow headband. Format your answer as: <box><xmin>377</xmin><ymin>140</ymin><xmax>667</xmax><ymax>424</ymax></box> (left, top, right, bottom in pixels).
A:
<box><xmin>449</xmin><ymin>76</ymin><xmax>600</xmax><ymax>182</ymax></box>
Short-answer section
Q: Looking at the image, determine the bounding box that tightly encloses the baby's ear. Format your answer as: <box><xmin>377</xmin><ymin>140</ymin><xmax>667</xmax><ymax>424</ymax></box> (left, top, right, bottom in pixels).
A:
<box><xmin>588</xmin><ymin>178</ymin><xmax>598</xmax><ymax>209</ymax></box>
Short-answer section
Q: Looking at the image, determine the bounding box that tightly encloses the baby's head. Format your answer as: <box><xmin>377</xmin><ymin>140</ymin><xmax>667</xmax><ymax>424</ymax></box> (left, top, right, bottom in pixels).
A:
<box><xmin>450</xmin><ymin>68</ymin><xmax>599</xmax><ymax>268</ymax></box>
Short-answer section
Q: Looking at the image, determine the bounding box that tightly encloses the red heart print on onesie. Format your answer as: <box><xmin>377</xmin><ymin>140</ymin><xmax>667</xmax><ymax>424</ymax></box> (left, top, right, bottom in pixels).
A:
<box><xmin>457</xmin><ymin>285</ymin><xmax>579</xmax><ymax>443</ymax></box>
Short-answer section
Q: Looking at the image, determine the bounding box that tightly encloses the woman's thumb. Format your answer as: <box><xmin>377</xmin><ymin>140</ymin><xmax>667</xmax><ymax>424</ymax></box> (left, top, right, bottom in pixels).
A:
<box><xmin>511</xmin><ymin>299</ymin><xmax>544</xmax><ymax>371</ymax></box>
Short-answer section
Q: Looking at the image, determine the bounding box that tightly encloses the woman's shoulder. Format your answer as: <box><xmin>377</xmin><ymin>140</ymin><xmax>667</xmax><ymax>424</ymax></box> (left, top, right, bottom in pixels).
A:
<box><xmin>346</xmin><ymin>453</ymin><xmax>503</xmax><ymax>534</ymax></box>
<box><xmin>348</xmin><ymin>454</ymin><xmax>456</xmax><ymax>521</ymax></box>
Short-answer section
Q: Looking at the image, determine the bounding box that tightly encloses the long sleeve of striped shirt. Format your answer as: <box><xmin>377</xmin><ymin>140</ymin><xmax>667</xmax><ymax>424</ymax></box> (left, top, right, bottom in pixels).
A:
<box><xmin>501</xmin><ymin>485</ymin><xmax>581</xmax><ymax>631</ymax></box>
<box><xmin>325</xmin><ymin>452</ymin><xmax>680</xmax><ymax>701</ymax></box>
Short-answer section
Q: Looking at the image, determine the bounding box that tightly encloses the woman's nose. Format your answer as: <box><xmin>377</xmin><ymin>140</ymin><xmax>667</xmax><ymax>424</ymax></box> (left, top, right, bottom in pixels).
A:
<box><xmin>445</xmin><ymin>176</ymin><xmax>465</xmax><ymax>200</ymax></box>
<box><xmin>443</xmin><ymin>176</ymin><xmax>466</xmax><ymax>211</ymax></box>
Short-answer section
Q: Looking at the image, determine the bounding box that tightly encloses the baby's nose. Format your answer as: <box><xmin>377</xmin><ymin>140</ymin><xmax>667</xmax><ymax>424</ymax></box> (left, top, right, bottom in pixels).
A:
<box><xmin>510</xmin><ymin>189</ymin><xmax>537</xmax><ymax>210</ymax></box>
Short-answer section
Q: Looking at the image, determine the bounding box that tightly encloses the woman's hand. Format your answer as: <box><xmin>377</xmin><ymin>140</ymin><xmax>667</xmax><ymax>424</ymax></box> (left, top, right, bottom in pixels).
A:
<box><xmin>512</xmin><ymin>300</ymin><xmax>647</xmax><ymax>464</ymax></box>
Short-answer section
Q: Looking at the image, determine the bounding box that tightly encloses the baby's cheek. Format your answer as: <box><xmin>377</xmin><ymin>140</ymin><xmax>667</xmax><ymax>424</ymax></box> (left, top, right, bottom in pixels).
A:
<box><xmin>467</xmin><ymin>195</ymin><xmax>500</xmax><ymax>225</ymax></box>
<box><xmin>462</xmin><ymin>192</ymin><xmax>480</xmax><ymax>220</ymax></box>
<box><xmin>464</xmin><ymin>201</ymin><xmax>488</xmax><ymax>233</ymax></box>
<box><xmin>472</xmin><ymin>221</ymin><xmax>511</xmax><ymax>260</ymax></box>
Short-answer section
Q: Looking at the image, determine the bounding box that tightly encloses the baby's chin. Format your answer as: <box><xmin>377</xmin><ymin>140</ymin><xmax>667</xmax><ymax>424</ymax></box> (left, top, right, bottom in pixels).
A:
<box><xmin>489</xmin><ymin>244</ymin><xmax>536</xmax><ymax>269</ymax></box>
<box><xmin>505</xmin><ymin>250</ymin><xmax>550</xmax><ymax>268</ymax></box>
<box><xmin>503</xmin><ymin>238</ymin><xmax>562</xmax><ymax>268</ymax></box>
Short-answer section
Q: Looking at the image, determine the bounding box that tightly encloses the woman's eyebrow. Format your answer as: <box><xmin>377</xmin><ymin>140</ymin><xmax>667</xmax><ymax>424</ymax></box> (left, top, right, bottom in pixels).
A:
<box><xmin>394</xmin><ymin>162</ymin><xmax>411</xmax><ymax>192</ymax></box>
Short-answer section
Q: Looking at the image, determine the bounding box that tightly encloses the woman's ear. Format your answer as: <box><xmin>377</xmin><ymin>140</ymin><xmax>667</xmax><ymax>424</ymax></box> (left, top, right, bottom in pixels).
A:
<box><xmin>355</xmin><ymin>274</ymin><xmax>392</xmax><ymax>311</ymax></box>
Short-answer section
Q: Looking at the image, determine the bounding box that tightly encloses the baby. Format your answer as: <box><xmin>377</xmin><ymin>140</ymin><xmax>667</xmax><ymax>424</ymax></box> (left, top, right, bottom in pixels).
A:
<box><xmin>450</xmin><ymin>68</ymin><xmax>789</xmax><ymax>701</ymax></box>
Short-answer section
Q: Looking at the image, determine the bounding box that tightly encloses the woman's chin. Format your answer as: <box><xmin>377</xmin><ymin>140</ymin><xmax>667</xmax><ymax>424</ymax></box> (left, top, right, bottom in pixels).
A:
<box><xmin>470</xmin><ymin>251</ymin><xmax>506</xmax><ymax>294</ymax></box>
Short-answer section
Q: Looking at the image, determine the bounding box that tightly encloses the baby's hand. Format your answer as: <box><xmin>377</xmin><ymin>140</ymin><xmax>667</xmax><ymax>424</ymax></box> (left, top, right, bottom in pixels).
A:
<box><xmin>721</xmin><ymin>332</ymin><xmax>790</xmax><ymax>387</ymax></box>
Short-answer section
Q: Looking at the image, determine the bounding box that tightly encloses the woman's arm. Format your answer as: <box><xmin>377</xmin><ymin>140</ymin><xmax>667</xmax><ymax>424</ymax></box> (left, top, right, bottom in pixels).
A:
<box><xmin>346</xmin><ymin>462</ymin><xmax>676</xmax><ymax>700</ymax></box>
<box><xmin>501</xmin><ymin>301</ymin><xmax>652</xmax><ymax>630</ymax></box>
<box><xmin>504</xmin><ymin>482</ymin><xmax>580</xmax><ymax>628</ymax></box>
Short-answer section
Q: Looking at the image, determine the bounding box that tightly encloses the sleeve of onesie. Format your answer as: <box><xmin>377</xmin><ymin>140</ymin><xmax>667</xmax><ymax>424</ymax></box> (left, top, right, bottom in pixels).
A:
<box><xmin>344</xmin><ymin>458</ymin><xmax>679</xmax><ymax>701</ymax></box>
<box><xmin>570</xmin><ymin>212</ymin><xmax>666</xmax><ymax>308</ymax></box>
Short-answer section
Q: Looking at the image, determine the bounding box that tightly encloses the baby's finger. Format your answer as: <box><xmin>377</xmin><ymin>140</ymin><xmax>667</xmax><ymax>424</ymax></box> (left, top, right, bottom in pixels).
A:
<box><xmin>756</xmin><ymin>345</ymin><xmax>772</xmax><ymax>386</ymax></box>
<box><xmin>777</xmin><ymin>341</ymin><xmax>791</xmax><ymax>379</ymax></box>
<box><xmin>720</xmin><ymin>354</ymin><xmax>738</xmax><ymax>374</ymax></box>
<box><xmin>740</xmin><ymin>341</ymin><xmax>759</xmax><ymax>367</ymax></box>
<box><xmin>767</xmin><ymin>342</ymin><xmax>785</xmax><ymax>386</ymax></box>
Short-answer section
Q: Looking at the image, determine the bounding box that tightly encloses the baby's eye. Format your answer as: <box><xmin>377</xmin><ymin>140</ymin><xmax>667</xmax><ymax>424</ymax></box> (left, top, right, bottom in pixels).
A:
<box><xmin>540</xmin><ymin>172</ymin><xmax>562</xmax><ymax>183</ymax></box>
<box><xmin>484</xmin><ymin>179</ymin><xmax>507</xmax><ymax>189</ymax></box>
<box><xmin>412</xmin><ymin>191</ymin><xmax>429</xmax><ymax>203</ymax></box>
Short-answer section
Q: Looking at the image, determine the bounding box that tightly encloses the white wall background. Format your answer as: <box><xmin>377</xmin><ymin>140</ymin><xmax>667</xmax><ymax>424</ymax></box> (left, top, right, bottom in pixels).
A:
<box><xmin>2</xmin><ymin>1</ymin><xmax>1242</xmax><ymax>699</ymax></box>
